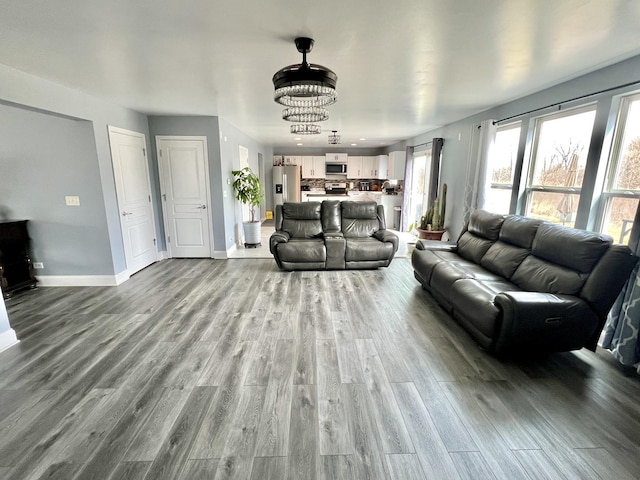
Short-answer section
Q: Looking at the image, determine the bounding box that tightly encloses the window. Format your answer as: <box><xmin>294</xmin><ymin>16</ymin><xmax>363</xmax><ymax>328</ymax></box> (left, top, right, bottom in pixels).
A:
<box><xmin>407</xmin><ymin>150</ymin><xmax>432</xmax><ymax>229</ymax></box>
<box><xmin>485</xmin><ymin>122</ymin><xmax>521</xmax><ymax>214</ymax></box>
<box><xmin>525</xmin><ymin>106</ymin><xmax>596</xmax><ymax>227</ymax></box>
<box><xmin>600</xmin><ymin>93</ymin><xmax>640</xmax><ymax>245</ymax></box>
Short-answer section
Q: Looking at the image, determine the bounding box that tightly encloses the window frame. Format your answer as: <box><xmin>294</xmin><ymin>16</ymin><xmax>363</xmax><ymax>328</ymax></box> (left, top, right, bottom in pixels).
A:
<box><xmin>524</xmin><ymin>104</ymin><xmax>598</xmax><ymax>217</ymax></box>
<box><xmin>597</xmin><ymin>93</ymin><xmax>640</xmax><ymax>243</ymax></box>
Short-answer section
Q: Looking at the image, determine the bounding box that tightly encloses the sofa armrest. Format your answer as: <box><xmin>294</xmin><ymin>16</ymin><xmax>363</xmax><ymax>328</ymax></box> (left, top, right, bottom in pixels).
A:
<box><xmin>493</xmin><ymin>291</ymin><xmax>600</xmax><ymax>355</ymax></box>
<box><xmin>373</xmin><ymin>229</ymin><xmax>399</xmax><ymax>252</ymax></box>
<box><xmin>269</xmin><ymin>231</ymin><xmax>290</xmax><ymax>254</ymax></box>
<box><xmin>416</xmin><ymin>239</ymin><xmax>458</xmax><ymax>252</ymax></box>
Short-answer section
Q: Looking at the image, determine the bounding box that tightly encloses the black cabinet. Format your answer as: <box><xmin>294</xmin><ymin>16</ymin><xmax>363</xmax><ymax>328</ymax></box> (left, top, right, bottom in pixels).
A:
<box><xmin>0</xmin><ymin>220</ymin><xmax>37</xmax><ymax>298</ymax></box>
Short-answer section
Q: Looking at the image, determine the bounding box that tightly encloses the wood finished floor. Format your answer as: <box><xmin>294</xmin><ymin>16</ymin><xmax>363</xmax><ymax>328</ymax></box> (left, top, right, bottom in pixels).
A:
<box><xmin>2</xmin><ymin>257</ymin><xmax>640</xmax><ymax>480</ymax></box>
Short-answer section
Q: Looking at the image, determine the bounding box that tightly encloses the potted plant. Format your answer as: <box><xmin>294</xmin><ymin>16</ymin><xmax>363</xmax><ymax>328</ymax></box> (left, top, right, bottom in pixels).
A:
<box><xmin>232</xmin><ymin>167</ymin><xmax>265</xmax><ymax>247</ymax></box>
<box><xmin>417</xmin><ymin>183</ymin><xmax>447</xmax><ymax>241</ymax></box>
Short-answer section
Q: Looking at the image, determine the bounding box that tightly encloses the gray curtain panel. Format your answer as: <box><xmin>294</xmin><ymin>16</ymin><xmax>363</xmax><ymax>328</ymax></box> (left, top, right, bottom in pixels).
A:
<box><xmin>600</xmin><ymin>203</ymin><xmax>640</xmax><ymax>372</ymax></box>
<box><xmin>400</xmin><ymin>146</ymin><xmax>414</xmax><ymax>232</ymax></box>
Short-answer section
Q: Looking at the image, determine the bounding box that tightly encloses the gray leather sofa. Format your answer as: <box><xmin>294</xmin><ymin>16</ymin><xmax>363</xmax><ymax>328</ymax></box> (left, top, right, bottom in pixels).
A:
<box><xmin>411</xmin><ymin>209</ymin><xmax>638</xmax><ymax>356</ymax></box>
<box><xmin>270</xmin><ymin>201</ymin><xmax>398</xmax><ymax>270</ymax></box>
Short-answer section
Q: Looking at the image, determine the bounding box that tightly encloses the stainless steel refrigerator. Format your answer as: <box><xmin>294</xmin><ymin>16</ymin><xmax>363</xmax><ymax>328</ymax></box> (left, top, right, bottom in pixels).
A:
<box><xmin>273</xmin><ymin>165</ymin><xmax>301</xmax><ymax>205</ymax></box>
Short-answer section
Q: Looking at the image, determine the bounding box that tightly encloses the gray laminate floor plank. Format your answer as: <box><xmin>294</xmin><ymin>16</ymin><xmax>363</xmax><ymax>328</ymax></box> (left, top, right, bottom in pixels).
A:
<box><xmin>1</xmin><ymin>258</ymin><xmax>639</xmax><ymax>480</ymax></box>
<box><xmin>288</xmin><ymin>384</ymin><xmax>318</xmax><ymax>480</ymax></box>
<box><xmin>255</xmin><ymin>339</ymin><xmax>295</xmax><ymax>457</ymax></box>
<box><xmin>143</xmin><ymin>386</ymin><xmax>217</xmax><ymax>480</ymax></box>
<box><xmin>317</xmin><ymin>339</ymin><xmax>352</xmax><ymax>456</ymax></box>
<box><xmin>385</xmin><ymin>454</ymin><xmax>427</xmax><ymax>480</ymax></box>
<box><xmin>391</xmin><ymin>382</ymin><xmax>461</xmax><ymax>479</ymax></box>
<box><xmin>355</xmin><ymin>339</ymin><xmax>414</xmax><ymax>454</ymax></box>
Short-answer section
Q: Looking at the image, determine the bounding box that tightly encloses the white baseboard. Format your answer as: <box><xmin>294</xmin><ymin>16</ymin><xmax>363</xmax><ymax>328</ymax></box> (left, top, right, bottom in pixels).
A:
<box><xmin>0</xmin><ymin>328</ymin><xmax>19</xmax><ymax>353</ymax></box>
<box><xmin>158</xmin><ymin>250</ymin><xmax>169</xmax><ymax>260</ymax></box>
<box><xmin>37</xmin><ymin>275</ymin><xmax>125</xmax><ymax>287</ymax></box>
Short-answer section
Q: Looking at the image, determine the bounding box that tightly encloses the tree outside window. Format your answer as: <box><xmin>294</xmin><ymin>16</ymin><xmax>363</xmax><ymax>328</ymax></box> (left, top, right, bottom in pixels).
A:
<box><xmin>526</xmin><ymin>106</ymin><xmax>596</xmax><ymax>227</ymax></box>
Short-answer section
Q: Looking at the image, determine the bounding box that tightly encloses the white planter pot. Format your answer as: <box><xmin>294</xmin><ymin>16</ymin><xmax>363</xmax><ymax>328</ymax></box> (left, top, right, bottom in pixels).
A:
<box><xmin>243</xmin><ymin>221</ymin><xmax>262</xmax><ymax>246</ymax></box>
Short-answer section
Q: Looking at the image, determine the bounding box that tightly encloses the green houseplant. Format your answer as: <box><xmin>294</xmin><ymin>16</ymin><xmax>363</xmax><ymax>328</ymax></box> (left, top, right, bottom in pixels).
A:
<box><xmin>417</xmin><ymin>183</ymin><xmax>447</xmax><ymax>240</ymax></box>
<box><xmin>232</xmin><ymin>167</ymin><xmax>264</xmax><ymax>246</ymax></box>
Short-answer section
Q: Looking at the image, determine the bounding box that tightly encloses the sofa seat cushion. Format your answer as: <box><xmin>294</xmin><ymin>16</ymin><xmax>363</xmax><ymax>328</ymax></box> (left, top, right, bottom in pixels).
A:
<box><xmin>430</xmin><ymin>260</ymin><xmax>508</xmax><ymax>299</ymax></box>
<box><xmin>277</xmin><ymin>238</ymin><xmax>326</xmax><ymax>263</ymax></box>
<box><xmin>411</xmin><ymin>249</ymin><xmax>459</xmax><ymax>284</ymax></box>
<box><xmin>345</xmin><ymin>237</ymin><xmax>393</xmax><ymax>262</ymax></box>
<box><xmin>451</xmin><ymin>278</ymin><xmax>522</xmax><ymax>340</ymax></box>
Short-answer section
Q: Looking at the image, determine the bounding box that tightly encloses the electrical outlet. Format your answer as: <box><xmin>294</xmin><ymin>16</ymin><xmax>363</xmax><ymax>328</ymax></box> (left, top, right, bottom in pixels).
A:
<box><xmin>65</xmin><ymin>195</ymin><xmax>80</xmax><ymax>206</ymax></box>
<box><xmin>33</xmin><ymin>262</ymin><xmax>44</xmax><ymax>269</ymax></box>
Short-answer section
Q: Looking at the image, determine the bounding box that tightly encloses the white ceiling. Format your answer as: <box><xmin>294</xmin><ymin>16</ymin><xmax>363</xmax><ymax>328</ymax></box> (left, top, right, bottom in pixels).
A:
<box><xmin>2</xmin><ymin>0</ymin><xmax>640</xmax><ymax>148</ymax></box>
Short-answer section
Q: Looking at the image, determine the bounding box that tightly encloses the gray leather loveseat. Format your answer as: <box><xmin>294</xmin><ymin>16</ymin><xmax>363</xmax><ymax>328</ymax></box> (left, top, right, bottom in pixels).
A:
<box><xmin>270</xmin><ymin>201</ymin><xmax>398</xmax><ymax>270</ymax></box>
<box><xmin>411</xmin><ymin>209</ymin><xmax>638</xmax><ymax>356</ymax></box>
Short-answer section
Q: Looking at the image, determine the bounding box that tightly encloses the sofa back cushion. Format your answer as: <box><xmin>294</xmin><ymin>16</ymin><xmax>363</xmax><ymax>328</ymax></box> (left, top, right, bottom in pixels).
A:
<box><xmin>341</xmin><ymin>201</ymin><xmax>379</xmax><ymax>238</ymax></box>
<box><xmin>531</xmin><ymin>223</ymin><xmax>611</xmax><ymax>273</ymax></box>
<box><xmin>322</xmin><ymin>200</ymin><xmax>342</xmax><ymax>233</ymax></box>
<box><xmin>281</xmin><ymin>202</ymin><xmax>323</xmax><ymax>238</ymax></box>
<box><xmin>511</xmin><ymin>223</ymin><xmax>612</xmax><ymax>294</ymax></box>
<box><xmin>457</xmin><ymin>210</ymin><xmax>505</xmax><ymax>264</ymax></box>
<box><xmin>511</xmin><ymin>256</ymin><xmax>589</xmax><ymax>294</ymax></box>
<box><xmin>480</xmin><ymin>216</ymin><xmax>542</xmax><ymax>278</ymax></box>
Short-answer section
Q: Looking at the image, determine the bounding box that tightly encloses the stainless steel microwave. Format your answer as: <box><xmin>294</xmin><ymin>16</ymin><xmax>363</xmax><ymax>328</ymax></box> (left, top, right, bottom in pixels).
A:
<box><xmin>325</xmin><ymin>163</ymin><xmax>347</xmax><ymax>175</ymax></box>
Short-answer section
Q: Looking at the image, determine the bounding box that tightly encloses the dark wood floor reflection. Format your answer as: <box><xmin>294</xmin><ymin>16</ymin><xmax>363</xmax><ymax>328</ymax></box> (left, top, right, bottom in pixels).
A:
<box><xmin>1</xmin><ymin>258</ymin><xmax>639</xmax><ymax>479</ymax></box>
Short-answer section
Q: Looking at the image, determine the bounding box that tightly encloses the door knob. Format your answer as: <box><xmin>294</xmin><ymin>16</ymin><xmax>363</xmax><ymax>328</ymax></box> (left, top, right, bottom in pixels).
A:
<box><xmin>197</xmin><ymin>205</ymin><xmax>207</xmax><ymax>209</ymax></box>
<box><xmin>121</xmin><ymin>211</ymin><xmax>132</xmax><ymax>216</ymax></box>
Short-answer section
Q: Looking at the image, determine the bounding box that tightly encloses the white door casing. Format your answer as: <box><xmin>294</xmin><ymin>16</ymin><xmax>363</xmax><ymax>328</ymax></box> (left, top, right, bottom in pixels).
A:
<box><xmin>239</xmin><ymin>145</ymin><xmax>250</xmax><ymax>223</ymax></box>
<box><xmin>157</xmin><ymin>136</ymin><xmax>213</xmax><ymax>258</ymax></box>
<box><xmin>108</xmin><ymin>126</ymin><xmax>158</xmax><ymax>275</ymax></box>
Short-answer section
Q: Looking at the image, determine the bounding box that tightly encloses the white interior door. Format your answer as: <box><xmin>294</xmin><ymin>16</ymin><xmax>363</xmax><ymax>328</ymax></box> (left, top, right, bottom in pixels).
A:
<box><xmin>108</xmin><ymin>126</ymin><xmax>158</xmax><ymax>275</ymax></box>
<box><xmin>157</xmin><ymin>137</ymin><xmax>212</xmax><ymax>258</ymax></box>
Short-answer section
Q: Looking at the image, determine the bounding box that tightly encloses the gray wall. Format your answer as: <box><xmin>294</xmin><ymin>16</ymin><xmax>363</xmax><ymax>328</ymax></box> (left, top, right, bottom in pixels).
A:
<box><xmin>0</xmin><ymin>104</ymin><xmax>114</xmax><ymax>275</ymax></box>
<box><xmin>389</xmin><ymin>54</ymin><xmax>640</xmax><ymax>239</ymax></box>
<box><xmin>219</xmin><ymin>118</ymin><xmax>273</xmax><ymax>245</ymax></box>
<box><xmin>148</xmin><ymin>116</ymin><xmax>272</xmax><ymax>253</ymax></box>
<box><xmin>0</xmin><ymin>64</ymin><xmax>152</xmax><ymax>276</ymax></box>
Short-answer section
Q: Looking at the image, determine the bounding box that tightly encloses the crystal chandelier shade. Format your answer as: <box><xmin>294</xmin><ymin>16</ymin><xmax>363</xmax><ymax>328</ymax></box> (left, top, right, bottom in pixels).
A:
<box><xmin>273</xmin><ymin>37</ymin><xmax>337</xmax><ymax>134</ymax></box>
<box><xmin>290</xmin><ymin>124</ymin><xmax>322</xmax><ymax>135</ymax></box>
<box><xmin>328</xmin><ymin>130</ymin><xmax>341</xmax><ymax>144</ymax></box>
<box><xmin>282</xmin><ymin>107</ymin><xmax>329</xmax><ymax>123</ymax></box>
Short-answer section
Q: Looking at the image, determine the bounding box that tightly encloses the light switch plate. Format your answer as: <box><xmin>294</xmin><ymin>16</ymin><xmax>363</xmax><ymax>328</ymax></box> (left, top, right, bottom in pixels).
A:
<box><xmin>65</xmin><ymin>196</ymin><xmax>80</xmax><ymax>206</ymax></box>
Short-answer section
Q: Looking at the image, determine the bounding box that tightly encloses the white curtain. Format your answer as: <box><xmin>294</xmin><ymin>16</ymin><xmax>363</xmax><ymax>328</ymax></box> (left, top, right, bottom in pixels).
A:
<box><xmin>462</xmin><ymin>119</ymin><xmax>497</xmax><ymax>227</ymax></box>
<box><xmin>400</xmin><ymin>146</ymin><xmax>414</xmax><ymax>231</ymax></box>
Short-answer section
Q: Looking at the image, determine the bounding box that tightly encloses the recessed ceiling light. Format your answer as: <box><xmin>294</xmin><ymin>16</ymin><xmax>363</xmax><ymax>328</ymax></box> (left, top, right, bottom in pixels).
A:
<box><xmin>351</xmin><ymin>143</ymin><xmax>357</xmax><ymax>146</ymax></box>
<box><xmin>296</xmin><ymin>143</ymin><xmax>303</xmax><ymax>146</ymax></box>
<box><xmin>294</xmin><ymin>137</ymin><xmax>301</xmax><ymax>141</ymax></box>
<box><xmin>359</xmin><ymin>138</ymin><xmax>366</xmax><ymax>141</ymax></box>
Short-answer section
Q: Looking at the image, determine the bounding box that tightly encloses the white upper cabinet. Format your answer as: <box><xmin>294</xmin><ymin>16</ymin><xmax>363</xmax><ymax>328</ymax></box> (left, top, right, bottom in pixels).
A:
<box><xmin>348</xmin><ymin>155</ymin><xmax>389</xmax><ymax>179</ymax></box>
<box><xmin>300</xmin><ymin>156</ymin><xmax>325</xmax><ymax>178</ymax></box>
<box><xmin>387</xmin><ymin>151</ymin><xmax>406</xmax><ymax>180</ymax></box>
<box><xmin>325</xmin><ymin>153</ymin><xmax>348</xmax><ymax>163</ymax></box>
<box><xmin>284</xmin><ymin>155</ymin><xmax>301</xmax><ymax>166</ymax></box>
<box><xmin>347</xmin><ymin>156</ymin><xmax>363</xmax><ymax>179</ymax></box>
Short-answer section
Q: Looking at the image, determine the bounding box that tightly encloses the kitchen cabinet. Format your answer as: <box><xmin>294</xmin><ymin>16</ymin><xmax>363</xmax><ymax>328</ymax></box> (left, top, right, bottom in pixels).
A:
<box><xmin>325</xmin><ymin>153</ymin><xmax>348</xmax><ymax>163</ymax></box>
<box><xmin>284</xmin><ymin>155</ymin><xmax>301</xmax><ymax>166</ymax></box>
<box><xmin>300</xmin><ymin>156</ymin><xmax>326</xmax><ymax>179</ymax></box>
<box><xmin>388</xmin><ymin>151</ymin><xmax>406</xmax><ymax>180</ymax></box>
<box><xmin>349</xmin><ymin>156</ymin><xmax>388</xmax><ymax>179</ymax></box>
<box><xmin>347</xmin><ymin>156</ymin><xmax>363</xmax><ymax>179</ymax></box>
